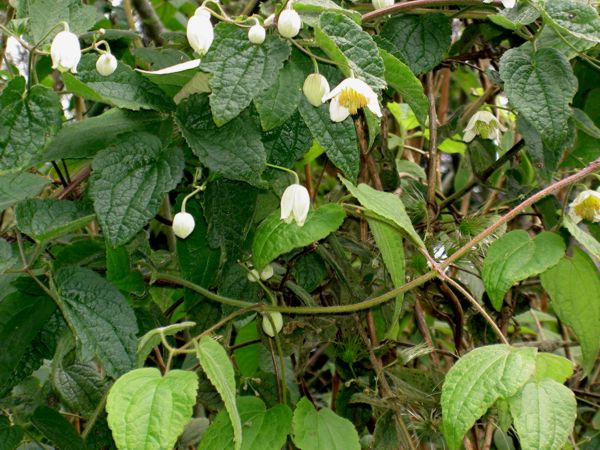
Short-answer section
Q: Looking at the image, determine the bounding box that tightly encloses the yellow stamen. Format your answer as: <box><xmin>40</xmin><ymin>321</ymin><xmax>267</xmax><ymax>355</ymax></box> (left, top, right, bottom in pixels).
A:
<box><xmin>338</xmin><ymin>88</ymin><xmax>368</xmax><ymax>114</ymax></box>
<box><xmin>574</xmin><ymin>194</ymin><xmax>600</xmax><ymax>221</ymax></box>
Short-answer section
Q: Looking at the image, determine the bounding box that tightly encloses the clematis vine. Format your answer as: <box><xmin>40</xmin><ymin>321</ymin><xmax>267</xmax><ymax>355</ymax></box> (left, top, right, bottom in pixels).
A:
<box><xmin>322</xmin><ymin>77</ymin><xmax>382</xmax><ymax>122</ymax></box>
<box><xmin>463</xmin><ymin>110</ymin><xmax>506</xmax><ymax>142</ymax></box>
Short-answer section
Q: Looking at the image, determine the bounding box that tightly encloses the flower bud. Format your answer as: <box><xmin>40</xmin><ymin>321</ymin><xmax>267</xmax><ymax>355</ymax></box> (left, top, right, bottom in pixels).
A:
<box><xmin>303</xmin><ymin>73</ymin><xmax>330</xmax><ymax>107</ymax></box>
<box><xmin>51</xmin><ymin>30</ymin><xmax>81</xmax><ymax>74</ymax></box>
<box><xmin>262</xmin><ymin>312</ymin><xmax>283</xmax><ymax>337</ymax></box>
<box><xmin>280</xmin><ymin>183</ymin><xmax>310</xmax><ymax>227</ymax></box>
<box><xmin>372</xmin><ymin>0</ymin><xmax>394</xmax><ymax>8</ymax></box>
<box><xmin>172</xmin><ymin>212</ymin><xmax>195</xmax><ymax>239</ymax></box>
<box><xmin>260</xmin><ymin>264</ymin><xmax>274</xmax><ymax>281</ymax></box>
<box><xmin>96</xmin><ymin>53</ymin><xmax>117</xmax><ymax>76</ymax></box>
<box><xmin>277</xmin><ymin>9</ymin><xmax>301</xmax><ymax>38</ymax></box>
<box><xmin>248</xmin><ymin>24</ymin><xmax>266</xmax><ymax>44</ymax></box>
<box><xmin>247</xmin><ymin>269</ymin><xmax>260</xmax><ymax>282</ymax></box>
<box><xmin>187</xmin><ymin>7</ymin><xmax>214</xmax><ymax>55</ymax></box>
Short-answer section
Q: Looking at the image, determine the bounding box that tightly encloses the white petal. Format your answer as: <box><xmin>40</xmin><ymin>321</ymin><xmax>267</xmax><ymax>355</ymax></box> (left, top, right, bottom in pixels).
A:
<box><xmin>502</xmin><ymin>0</ymin><xmax>516</xmax><ymax>8</ymax></box>
<box><xmin>292</xmin><ymin>185</ymin><xmax>310</xmax><ymax>226</ymax></box>
<box><xmin>463</xmin><ymin>130</ymin><xmax>475</xmax><ymax>142</ymax></box>
<box><xmin>280</xmin><ymin>185</ymin><xmax>296</xmax><ymax>221</ymax></box>
<box><xmin>136</xmin><ymin>59</ymin><xmax>201</xmax><ymax>75</ymax></box>
<box><xmin>329</xmin><ymin>96</ymin><xmax>350</xmax><ymax>122</ymax></box>
<box><xmin>366</xmin><ymin>96</ymin><xmax>382</xmax><ymax>117</ymax></box>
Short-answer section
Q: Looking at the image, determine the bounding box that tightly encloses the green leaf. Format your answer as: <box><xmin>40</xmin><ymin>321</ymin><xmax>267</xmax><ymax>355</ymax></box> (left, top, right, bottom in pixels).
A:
<box><xmin>63</xmin><ymin>55</ymin><xmax>173</xmax><ymax>111</ymax></box>
<box><xmin>195</xmin><ymin>336</ymin><xmax>242</xmax><ymax>450</ymax></box>
<box><xmin>490</xmin><ymin>3</ymin><xmax>540</xmax><ymax>30</ymax></box>
<box><xmin>573</xmin><ymin>107</ymin><xmax>600</xmax><ymax>139</ymax></box>
<box><xmin>263</xmin><ymin>111</ymin><xmax>313</xmax><ymax>170</ymax></box>
<box><xmin>314</xmin><ymin>12</ymin><xmax>386</xmax><ymax>91</ymax></box>
<box><xmin>379</xmin><ymin>49</ymin><xmax>428</xmax><ymax>126</ymax></box>
<box><xmin>254</xmin><ymin>52</ymin><xmax>306</xmax><ymax>131</ymax></box>
<box><xmin>540</xmin><ymin>248</ymin><xmax>600</xmax><ymax>375</ymax></box>
<box><xmin>0</xmin><ymin>239</ymin><xmax>17</xmax><ymax>275</ymax></box>
<box><xmin>15</xmin><ymin>199</ymin><xmax>94</xmax><ymax>243</ymax></box>
<box><xmin>201</xmin><ymin>23</ymin><xmax>290</xmax><ymax>125</ymax></box>
<box><xmin>441</xmin><ymin>345</ymin><xmax>537</xmax><ymax>450</ymax></box>
<box><xmin>31</xmin><ymin>405</ymin><xmax>87</xmax><ymax>450</ymax></box>
<box><xmin>0</xmin><ymin>292</ymin><xmax>57</xmax><ymax>396</ymax></box>
<box><xmin>378</xmin><ymin>14</ymin><xmax>452</xmax><ymax>75</ymax></box>
<box><xmin>0</xmin><ymin>77</ymin><xmax>62</xmax><ymax>174</ymax></box>
<box><xmin>175</xmin><ymin>94</ymin><xmax>266</xmax><ymax>186</ymax></box>
<box><xmin>54</xmin><ymin>266</ymin><xmax>138</xmax><ymax>377</ymax></box>
<box><xmin>540</xmin><ymin>0</ymin><xmax>600</xmax><ymax>43</ymax></box>
<box><xmin>44</xmin><ymin>109</ymin><xmax>164</xmax><ymax>160</ymax></box>
<box><xmin>482</xmin><ymin>231</ymin><xmax>565</xmax><ymax>311</ymax></box>
<box><xmin>137</xmin><ymin>322</ymin><xmax>196</xmax><ymax>368</ymax></box>
<box><xmin>90</xmin><ymin>132</ymin><xmax>184</xmax><ymax>247</ymax></box>
<box><xmin>499</xmin><ymin>46</ymin><xmax>577</xmax><ymax>149</ymax></box>
<box><xmin>0</xmin><ymin>172</ymin><xmax>49</xmax><ymax>213</ymax></box>
<box><xmin>52</xmin><ymin>361</ymin><xmax>107</xmax><ymax>418</ymax></box>
<box><xmin>252</xmin><ymin>204</ymin><xmax>346</xmax><ymax>270</ymax></box>
<box><xmin>199</xmin><ymin>396</ymin><xmax>292</xmax><ymax>450</ymax></box>
<box><xmin>292</xmin><ymin>397</ymin><xmax>360</xmax><ymax>450</ymax></box>
<box><xmin>534</xmin><ymin>353</ymin><xmax>573</xmax><ymax>383</ymax></box>
<box><xmin>106</xmin><ymin>368</ymin><xmax>199</xmax><ymax>450</ymax></box>
<box><xmin>106</xmin><ymin>246</ymin><xmax>145</xmax><ymax>295</ymax></box>
<box><xmin>508</xmin><ymin>379</ymin><xmax>577</xmax><ymax>450</ymax></box>
<box><xmin>0</xmin><ymin>416</ymin><xmax>23</xmax><ymax>450</ymax></box>
<box><xmin>562</xmin><ymin>214</ymin><xmax>600</xmax><ymax>259</ymax></box>
<box><xmin>340</xmin><ymin>178</ymin><xmax>424</xmax><ymax>248</ymax></box>
<box><xmin>293</xmin><ymin>0</ymin><xmax>361</xmax><ymax>27</ymax></box>
<box><xmin>298</xmin><ymin>98</ymin><xmax>359</xmax><ymax>181</ymax></box>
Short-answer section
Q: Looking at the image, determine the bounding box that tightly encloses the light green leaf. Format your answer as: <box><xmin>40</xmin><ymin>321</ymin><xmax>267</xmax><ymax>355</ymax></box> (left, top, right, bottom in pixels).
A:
<box><xmin>201</xmin><ymin>23</ymin><xmax>290</xmax><ymax>126</ymax></box>
<box><xmin>378</xmin><ymin>14</ymin><xmax>452</xmax><ymax>75</ymax></box>
<box><xmin>537</xmin><ymin>25</ymin><xmax>596</xmax><ymax>59</ymax></box>
<box><xmin>540</xmin><ymin>0</ymin><xmax>600</xmax><ymax>43</ymax></box>
<box><xmin>0</xmin><ymin>77</ymin><xmax>62</xmax><ymax>174</ymax></box>
<box><xmin>340</xmin><ymin>177</ymin><xmax>424</xmax><ymax>248</ymax></box>
<box><xmin>175</xmin><ymin>94</ymin><xmax>266</xmax><ymax>186</ymax></box>
<box><xmin>252</xmin><ymin>204</ymin><xmax>346</xmax><ymax>270</ymax></box>
<box><xmin>540</xmin><ymin>248</ymin><xmax>600</xmax><ymax>375</ymax></box>
<box><xmin>195</xmin><ymin>336</ymin><xmax>242</xmax><ymax>450</ymax></box>
<box><xmin>534</xmin><ymin>353</ymin><xmax>573</xmax><ymax>383</ymax></box>
<box><xmin>31</xmin><ymin>405</ymin><xmax>86</xmax><ymax>450</ymax></box>
<box><xmin>499</xmin><ymin>46</ymin><xmax>577</xmax><ymax>149</ymax></box>
<box><xmin>292</xmin><ymin>397</ymin><xmax>360</xmax><ymax>450</ymax></box>
<box><xmin>199</xmin><ymin>396</ymin><xmax>292</xmax><ymax>450</ymax></box>
<box><xmin>509</xmin><ymin>379</ymin><xmax>577</xmax><ymax>450</ymax></box>
<box><xmin>298</xmin><ymin>98</ymin><xmax>359</xmax><ymax>181</ymax></box>
<box><xmin>106</xmin><ymin>368</ymin><xmax>199</xmax><ymax>450</ymax></box>
<box><xmin>482</xmin><ymin>231</ymin><xmax>565</xmax><ymax>311</ymax></box>
<box><xmin>54</xmin><ymin>266</ymin><xmax>138</xmax><ymax>377</ymax></box>
<box><xmin>490</xmin><ymin>3</ymin><xmax>540</xmax><ymax>30</ymax></box>
<box><xmin>562</xmin><ymin>214</ymin><xmax>600</xmax><ymax>259</ymax></box>
<box><xmin>314</xmin><ymin>12</ymin><xmax>386</xmax><ymax>91</ymax></box>
<box><xmin>63</xmin><ymin>55</ymin><xmax>173</xmax><ymax>112</ymax></box>
<box><xmin>441</xmin><ymin>345</ymin><xmax>537</xmax><ymax>450</ymax></box>
<box><xmin>0</xmin><ymin>172</ymin><xmax>49</xmax><ymax>213</ymax></box>
<box><xmin>90</xmin><ymin>132</ymin><xmax>184</xmax><ymax>247</ymax></box>
<box><xmin>379</xmin><ymin>49</ymin><xmax>428</xmax><ymax>126</ymax></box>
<box><xmin>15</xmin><ymin>199</ymin><xmax>94</xmax><ymax>243</ymax></box>
<box><xmin>137</xmin><ymin>322</ymin><xmax>196</xmax><ymax>368</ymax></box>
<box><xmin>44</xmin><ymin>109</ymin><xmax>164</xmax><ymax>160</ymax></box>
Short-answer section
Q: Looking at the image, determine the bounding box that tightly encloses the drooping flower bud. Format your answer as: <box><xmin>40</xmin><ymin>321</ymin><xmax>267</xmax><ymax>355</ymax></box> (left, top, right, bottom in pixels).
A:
<box><xmin>248</xmin><ymin>24</ymin><xmax>266</xmax><ymax>44</ymax></box>
<box><xmin>303</xmin><ymin>73</ymin><xmax>330</xmax><ymax>107</ymax></box>
<box><xmin>280</xmin><ymin>183</ymin><xmax>310</xmax><ymax>227</ymax></box>
<box><xmin>96</xmin><ymin>53</ymin><xmax>118</xmax><ymax>76</ymax></box>
<box><xmin>51</xmin><ymin>30</ymin><xmax>81</xmax><ymax>74</ymax></box>
<box><xmin>247</xmin><ymin>269</ymin><xmax>260</xmax><ymax>282</ymax></box>
<box><xmin>277</xmin><ymin>9</ymin><xmax>302</xmax><ymax>38</ymax></box>
<box><xmin>187</xmin><ymin>7</ymin><xmax>214</xmax><ymax>55</ymax></box>
<box><xmin>262</xmin><ymin>312</ymin><xmax>283</xmax><ymax>337</ymax></box>
<box><xmin>172</xmin><ymin>212</ymin><xmax>195</xmax><ymax>239</ymax></box>
<box><xmin>260</xmin><ymin>264</ymin><xmax>274</xmax><ymax>281</ymax></box>
<box><xmin>569</xmin><ymin>190</ymin><xmax>600</xmax><ymax>224</ymax></box>
<box><xmin>372</xmin><ymin>0</ymin><xmax>394</xmax><ymax>9</ymax></box>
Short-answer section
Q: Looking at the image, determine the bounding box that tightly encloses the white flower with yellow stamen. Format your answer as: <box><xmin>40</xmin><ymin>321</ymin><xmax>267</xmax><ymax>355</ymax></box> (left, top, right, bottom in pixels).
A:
<box><xmin>322</xmin><ymin>78</ymin><xmax>382</xmax><ymax>122</ymax></box>
<box><xmin>569</xmin><ymin>190</ymin><xmax>600</xmax><ymax>224</ymax></box>
<box><xmin>463</xmin><ymin>110</ymin><xmax>506</xmax><ymax>142</ymax></box>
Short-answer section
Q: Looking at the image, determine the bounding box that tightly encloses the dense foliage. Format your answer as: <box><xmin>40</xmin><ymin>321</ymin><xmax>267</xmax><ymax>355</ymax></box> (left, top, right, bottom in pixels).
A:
<box><xmin>0</xmin><ymin>0</ymin><xmax>599</xmax><ymax>449</ymax></box>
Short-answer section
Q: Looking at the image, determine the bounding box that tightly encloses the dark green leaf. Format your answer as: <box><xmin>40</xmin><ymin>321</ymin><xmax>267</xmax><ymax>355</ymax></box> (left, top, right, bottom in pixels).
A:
<box><xmin>106</xmin><ymin>246</ymin><xmax>145</xmax><ymax>295</ymax></box>
<box><xmin>53</xmin><ymin>361</ymin><xmax>107</xmax><ymax>418</ymax></box>
<box><xmin>541</xmin><ymin>0</ymin><xmax>600</xmax><ymax>43</ymax></box>
<box><xmin>0</xmin><ymin>416</ymin><xmax>23</xmax><ymax>450</ymax></box>
<box><xmin>263</xmin><ymin>111</ymin><xmax>313</xmax><ymax>170</ymax></box>
<box><xmin>31</xmin><ymin>406</ymin><xmax>86</xmax><ymax>450</ymax></box>
<box><xmin>0</xmin><ymin>172</ymin><xmax>50</xmax><ymax>212</ymax></box>
<box><xmin>0</xmin><ymin>239</ymin><xmax>17</xmax><ymax>275</ymax></box>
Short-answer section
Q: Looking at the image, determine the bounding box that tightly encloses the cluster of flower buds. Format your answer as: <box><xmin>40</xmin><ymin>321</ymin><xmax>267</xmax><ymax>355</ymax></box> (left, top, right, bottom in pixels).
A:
<box><xmin>247</xmin><ymin>264</ymin><xmax>275</xmax><ymax>282</ymax></box>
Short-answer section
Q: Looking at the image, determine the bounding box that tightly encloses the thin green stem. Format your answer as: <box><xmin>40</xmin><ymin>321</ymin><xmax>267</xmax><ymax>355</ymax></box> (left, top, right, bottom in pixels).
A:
<box><xmin>266</xmin><ymin>163</ymin><xmax>300</xmax><ymax>184</ymax></box>
<box><xmin>181</xmin><ymin>185</ymin><xmax>204</xmax><ymax>213</ymax></box>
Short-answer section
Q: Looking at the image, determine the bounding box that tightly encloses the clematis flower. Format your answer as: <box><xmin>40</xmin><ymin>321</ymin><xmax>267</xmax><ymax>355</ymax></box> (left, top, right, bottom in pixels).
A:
<box><xmin>172</xmin><ymin>212</ymin><xmax>195</xmax><ymax>239</ymax></box>
<box><xmin>280</xmin><ymin>183</ymin><xmax>310</xmax><ymax>226</ymax></box>
<box><xmin>372</xmin><ymin>0</ymin><xmax>394</xmax><ymax>9</ymax></box>
<box><xmin>463</xmin><ymin>111</ymin><xmax>506</xmax><ymax>142</ymax></box>
<box><xmin>483</xmin><ymin>0</ymin><xmax>516</xmax><ymax>9</ymax></box>
<box><xmin>569</xmin><ymin>190</ymin><xmax>600</xmax><ymax>224</ymax></box>
<box><xmin>277</xmin><ymin>9</ymin><xmax>302</xmax><ymax>38</ymax></box>
<box><xmin>262</xmin><ymin>312</ymin><xmax>283</xmax><ymax>337</ymax></box>
<box><xmin>187</xmin><ymin>7</ymin><xmax>214</xmax><ymax>55</ymax></box>
<box><xmin>51</xmin><ymin>30</ymin><xmax>81</xmax><ymax>73</ymax></box>
<box><xmin>303</xmin><ymin>73</ymin><xmax>330</xmax><ymax>107</ymax></box>
<box><xmin>322</xmin><ymin>77</ymin><xmax>382</xmax><ymax>122</ymax></box>
<box><xmin>248</xmin><ymin>23</ymin><xmax>266</xmax><ymax>44</ymax></box>
<box><xmin>96</xmin><ymin>53</ymin><xmax>117</xmax><ymax>76</ymax></box>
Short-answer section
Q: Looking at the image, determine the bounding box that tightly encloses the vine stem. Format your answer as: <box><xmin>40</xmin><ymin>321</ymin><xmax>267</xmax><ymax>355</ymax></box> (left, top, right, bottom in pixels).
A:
<box><xmin>362</xmin><ymin>0</ymin><xmax>503</xmax><ymax>22</ymax></box>
<box><xmin>154</xmin><ymin>157</ymin><xmax>600</xmax><ymax>315</ymax></box>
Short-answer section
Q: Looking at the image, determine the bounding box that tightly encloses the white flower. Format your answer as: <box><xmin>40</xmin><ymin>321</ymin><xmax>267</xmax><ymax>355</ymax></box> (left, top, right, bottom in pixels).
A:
<box><xmin>96</xmin><ymin>53</ymin><xmax>117</xmax><ymax>76</ymax></box>
<box><xmin>569</xmin><ymin>190</ymin><xmax>600</xmax><ymax>224</ymax></box>
<box><xmin>322</xmin><ymin>78</ymin><xmax>382</xmax><ymax>122</ymax></box>
<box><xmin>483</xmin><ymin>0</ymin><xmax>516</xmax><ymax>8</ymax></box>
<box><xmin>303</xmin><ymin>73</ymin><xmax>330</xmax><ymax>107</ymax></box>
<box><xmin>248</xmin><ymin>24</ymin><xmax>266</xmax><ymax>44</ymax></box>
<box><xmin>281</xmin><ymin>183</ymin><xmax>310</xmax><ymax>226</ymax></box>
<box><xmin>372</xmin><ymin>0</ymin><xmax>394</xmax><ymax>9</ymax></box>
<box><xmin>187</xmin><ymin>7</ymin><xmax>214</xmax><ymax>55</ymax></box>
<box><xmin>51</xmin><ymin>31</ymin><xmax>81</xmax><ymax>73</ymax></box>
<box><xmin>463</xmin><ymin>111</ymin><xmax>506</xmax><ymax>142</ymax></box>
<box><xmin>172</xmin><ymin>212</ymin><xmax>195</xmax><ymax>239</ymax></box>
<box><xmin>262</xmin><ymin>312</ymin><xmax>283</xmax><ymax>337</ymax></box>
<box><xmin>277</xmin><ymin>9</ymin><xmax>302</xmax><ymax>38</ymax></box>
